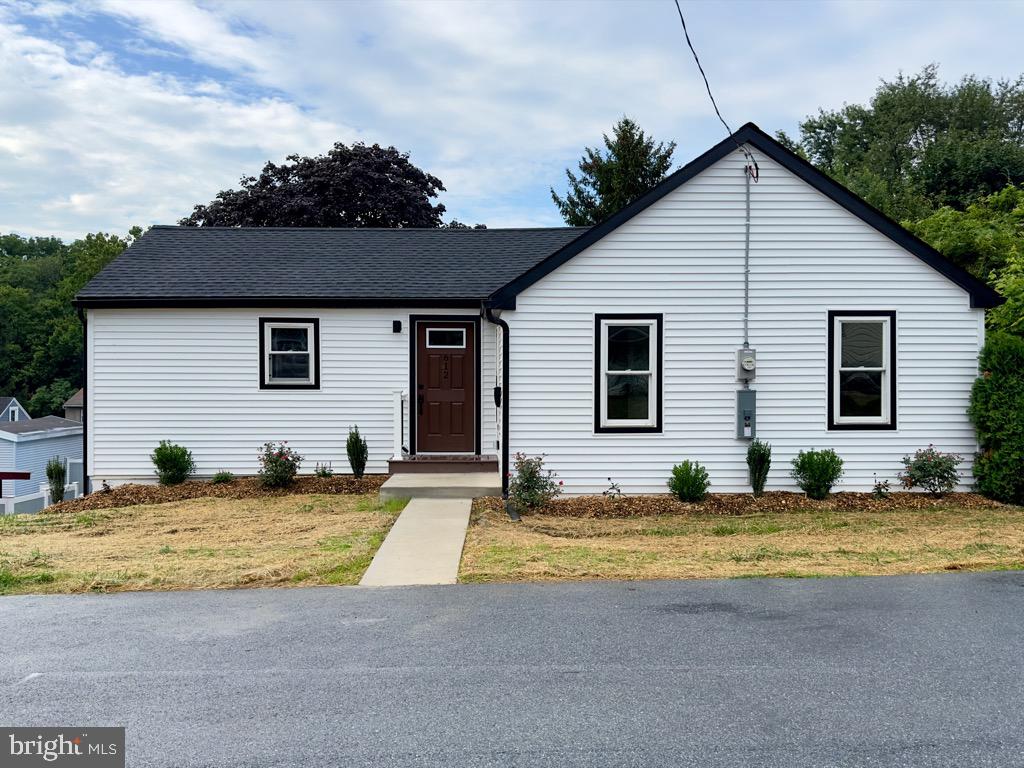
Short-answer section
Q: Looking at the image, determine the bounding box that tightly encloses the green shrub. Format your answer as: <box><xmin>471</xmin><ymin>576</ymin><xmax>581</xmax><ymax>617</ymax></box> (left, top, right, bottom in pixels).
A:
<box><xmin>969</xmin><ymin>333</ymin><xmax>1024</xmax><ymax>503</ymax></box>
<box><xmin>151</xmin><ymin>441</ymin><xmax>195</xmax><ymax>485</ymax></box>
<box><xmin>746</xmin><ymin>440</ymin><xmax>771</xmax><ymax>497</ymax></box>
<box><xmin>210</xmin><ymin>470</ymin><xmax>234</xmax><ymax>485</ymax></box>
<box><xmin>346</xmin><ymin>426</ymin><xmax>368</xmax><ymax>479</ymax></box>
<box><xmin>45</xmin><ymin>456</ymin><xmax>66</xmax><ymax>504</ymax></box>
<box><xmin>790</xmin><ymin>449</ymin><xmax>843</xmax><ymax>500</ymax></box>
<box><xmin>509</xmin><ymin>453</ymin><xmax>562</xmax><ymax>511</ymax></box>
<box><xmin>315</xmin><ymin>462</ymin><xmax>334</xmax><ymax>478</ymax></box>
<box><xmin>667</xmin><ymin>460</ymin><xmax>710</xmax><ymax>502</ymax></box>
<box><xmin>898</xmin><ymin>446</ymin><xmax>962</xmax><ymax>497</ymax></box>
<box><xmin>257</xmin><ymin>441</ymin><xmax>303</xmax><ymax>488</ymax></box>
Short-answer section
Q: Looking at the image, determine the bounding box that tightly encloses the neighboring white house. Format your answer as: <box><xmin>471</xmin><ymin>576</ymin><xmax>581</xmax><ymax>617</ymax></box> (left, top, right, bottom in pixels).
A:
<box><xmin>0</xmin><ymin>416</ymin><xmax>83</xmax><ymax>512</ymax></box>
<box><xmin>74</xmin><ymin>124</ymin><xmax>1002</xmax><ymax>495</ymax></box>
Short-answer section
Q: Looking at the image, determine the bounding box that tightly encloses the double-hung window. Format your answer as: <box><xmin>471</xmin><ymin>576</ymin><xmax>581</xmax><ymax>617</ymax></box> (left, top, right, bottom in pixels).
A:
<box><xmin>595</xmin><ymin>314</ymin><xmax>662</xmax><ymax>432</ymax></box>
<box><xmin>829</xmin><ymin>311</ymin><xmax>895</xmax><ymax>429</ymax></box>
<box><xmin>259</xmin><ymin>318</ymin><xmax>320</xmax><ymax>389</ymax></box>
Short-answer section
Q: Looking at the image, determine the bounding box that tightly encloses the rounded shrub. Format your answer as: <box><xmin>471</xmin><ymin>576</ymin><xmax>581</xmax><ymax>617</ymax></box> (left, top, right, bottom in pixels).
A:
<box><xmin>257</xmin><ymin>441</ymin><xmax>303</xmax><ymax>488</ymax></box>
<box><xmin>790</xmin><ymin>449</ymin><xmax>843</xmax><ymax>500</ymax></box>
<box><xmin>968</xmin><ymin>332</ymin><xmax>1024</xmax><ymax>504</ymax></box>
<box><xmin>210</xmin><ymin>470</ymin><xmax>234</xmax><ymax>485</ymax></box>
<box><xmin>898</xmin><ymin>446</ymin><xmax>962</xmax><ymax>497</ymax></box>
<box><xmin>509</xmin><ymin>453</ymin><xmax>562</xmax><ymax>511</ymax></box>
<box><xmin>667</xmin><ymin>460</ymin><xmax>710</xmax><ymax>502</ymax></box>
<box><xmin>151</xmin><ymin>441</ymin><xmax>195</xmax><ymax>485</ymax></box>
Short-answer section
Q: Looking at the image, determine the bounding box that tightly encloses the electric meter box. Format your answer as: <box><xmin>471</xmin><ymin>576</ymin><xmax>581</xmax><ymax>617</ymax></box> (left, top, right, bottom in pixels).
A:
<box><xmin>737</xmin><ymin>389</ymin><xmax>756</xmax><ymax>440</ymax></box>
<box><xmin>736</xmin><ymin>348</ymin><xmax>757</xmax><ymax>382</ymax></box>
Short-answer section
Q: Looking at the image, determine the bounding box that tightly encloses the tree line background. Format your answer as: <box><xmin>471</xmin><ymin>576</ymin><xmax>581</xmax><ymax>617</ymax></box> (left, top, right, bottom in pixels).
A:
<box><xmin>2</xmin><ymin>65</ymin><xmax>1022</xmax><ymax>417</ymax></box>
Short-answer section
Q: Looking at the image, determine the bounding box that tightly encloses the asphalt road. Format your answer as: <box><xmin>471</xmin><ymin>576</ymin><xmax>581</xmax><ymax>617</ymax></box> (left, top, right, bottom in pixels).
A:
<box><xmin>2</xmin><ymin>573</ymin><xmax>1023</xmax><ymax>767</ymax></box>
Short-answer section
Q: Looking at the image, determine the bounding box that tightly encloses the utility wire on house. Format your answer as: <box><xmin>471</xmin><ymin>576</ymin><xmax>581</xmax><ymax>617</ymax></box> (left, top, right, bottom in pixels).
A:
<box><xmin>672</xmin><ymin>0</ymin><xmax>758</xmax><ymax>181</ymax></box>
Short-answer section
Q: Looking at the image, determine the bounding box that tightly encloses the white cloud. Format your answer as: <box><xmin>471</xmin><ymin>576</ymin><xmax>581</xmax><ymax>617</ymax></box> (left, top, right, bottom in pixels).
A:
<box><xmin>1</xmin><ymin>0</ymin><xmax>1022</xmax><ymax>238</ymax></box>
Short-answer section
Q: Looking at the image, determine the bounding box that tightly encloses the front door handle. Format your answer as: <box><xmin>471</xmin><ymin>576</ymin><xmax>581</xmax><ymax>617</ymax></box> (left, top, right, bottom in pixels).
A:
<box><xmin>417</xmin><ymin>394</ymin><xmax>424</xmax><ymax>415</ymax></box>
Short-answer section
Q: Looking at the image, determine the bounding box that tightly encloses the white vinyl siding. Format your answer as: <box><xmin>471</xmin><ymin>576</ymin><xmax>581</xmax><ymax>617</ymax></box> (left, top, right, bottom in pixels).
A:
<box><xmin>505</xmin><ymin>146</ymin><xmax>983</xmax><ymax>494</ymax></box>
<box><xmin>87</xmin><ymin>308</ymin><xmax>497</xmax><ymax>483</ymax></box>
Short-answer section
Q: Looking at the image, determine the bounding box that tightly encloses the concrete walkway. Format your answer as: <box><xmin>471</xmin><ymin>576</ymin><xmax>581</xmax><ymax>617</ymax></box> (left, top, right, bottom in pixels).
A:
<box><xmin>359</xmin><ymin>498</ymin><xmax>471</xmax><ymax>586</ymax></box>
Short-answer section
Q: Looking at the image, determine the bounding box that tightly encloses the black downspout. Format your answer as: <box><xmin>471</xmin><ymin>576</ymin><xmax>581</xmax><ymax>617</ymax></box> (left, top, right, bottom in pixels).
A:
<box><xmin>77</xmin><ymin>306</ymin><xmax>90</xmax><ymax>495</ymax></box>
<box><xmin>482</xmin><ymin>303</ymin><xmax>513</xmax><ymax>512</ymax></box>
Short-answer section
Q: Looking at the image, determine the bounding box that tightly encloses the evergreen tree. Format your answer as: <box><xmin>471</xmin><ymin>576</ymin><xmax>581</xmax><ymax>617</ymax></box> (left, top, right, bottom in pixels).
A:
<box><xmin>552</xmin><ymin>117</ymin><xmax>675</xmax><ymax>226</ymax></box>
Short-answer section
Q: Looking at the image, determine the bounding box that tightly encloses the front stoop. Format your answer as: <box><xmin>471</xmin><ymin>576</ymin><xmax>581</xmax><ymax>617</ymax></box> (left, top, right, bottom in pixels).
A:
<box><xmin>359</xmin><ymin>498</ymin><xmax>471</xmax><ymax>586</ymax></box>
<box><xmin>379</xmin><ymin>472</ymin><xmax>502</xmax><ymax>501</ymax></box>
<box><xmin>388</xmin><ymin>455</ymin><xmax>499</xmax><ymax>474</ymax></box>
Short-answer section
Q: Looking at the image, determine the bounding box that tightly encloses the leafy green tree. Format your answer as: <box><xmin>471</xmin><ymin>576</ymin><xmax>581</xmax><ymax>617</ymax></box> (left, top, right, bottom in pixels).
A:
<box><xmin>795</xmin><ymin>65</ymin><xmax>1024</xmax><ymax>221</ymax></box>
<box><xmin>0</xmin><ymin>229</ymin><xmax>137</xmax><ymax>415</ymax></box>
<box><xmin>552</xmin><ymin>117</ymin><xmax>675</xmax><ymax>226</ymax></box>
<box><xmin>990</xmin><ymin>251</ymin><xmax>1024</xmax><ymax>336</ymax></box>
<box><xmin>180</xmin><ymin>143</ymin><xmax>447</xmax><ymax>228</ymax></box>
<box><xmin>906</xmin><ymin>184</ymin><xmax>1024</xmax><ymax>281</ymax></box>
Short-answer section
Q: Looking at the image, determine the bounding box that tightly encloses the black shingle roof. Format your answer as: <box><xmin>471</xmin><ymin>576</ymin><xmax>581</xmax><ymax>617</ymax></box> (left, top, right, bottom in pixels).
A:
<box><xmin>75</xmin><ymin>226</ymin><xmax>587</xmax><ymax>307</ymax></box>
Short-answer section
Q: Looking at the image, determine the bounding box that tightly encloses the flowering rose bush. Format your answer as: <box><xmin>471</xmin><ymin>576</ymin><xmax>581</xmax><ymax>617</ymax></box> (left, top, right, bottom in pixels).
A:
<box><xmin>898</xmin><ymin>445</ymin><xmax>962</xmax><ymax>497</ymax></box>
<box><xmin>257</xmin><ymin>441</ymin><xmax>304</xmax><ymax>487</ymax></box>
<box><xmin>508</xmin><ymin>453</ymin><xmax>562</xmax><ymax>511</ymax></box>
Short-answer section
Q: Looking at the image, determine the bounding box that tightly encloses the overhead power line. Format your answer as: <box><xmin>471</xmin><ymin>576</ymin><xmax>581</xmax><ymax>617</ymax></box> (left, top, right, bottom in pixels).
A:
<box><xmin>672</xmin><ymin>0</ymin><xmax>758</xmax><ymax>181</ymax></box>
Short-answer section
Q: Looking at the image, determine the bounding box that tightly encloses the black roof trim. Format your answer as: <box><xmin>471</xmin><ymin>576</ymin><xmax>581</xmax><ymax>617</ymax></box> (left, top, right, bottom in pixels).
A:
<box><xmin>73</xmin><ymin>296</ymin><xmax>484</xmax><ymax>309</ymax></box>
<box><xmin>488</xmin><ymin>122</ymin><xmax>1003</xmax><ymax>309</ymax></box>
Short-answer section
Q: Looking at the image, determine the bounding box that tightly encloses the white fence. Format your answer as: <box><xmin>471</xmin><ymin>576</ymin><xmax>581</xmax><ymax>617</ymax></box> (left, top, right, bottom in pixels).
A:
<box><xmin>0</xmin><ymin>481</ymin><xmax>80</xmax><ymax>515</ymax></box>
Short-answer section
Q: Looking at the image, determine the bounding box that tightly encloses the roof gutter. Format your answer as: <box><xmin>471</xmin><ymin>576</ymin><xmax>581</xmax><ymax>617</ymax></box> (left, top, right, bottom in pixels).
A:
<box><xmin>78</xmin><ymin>307</ymin><xmax>89</xmax><ymax>495</ymax></box>
<box><xmin>482</xmin><ymin>301</ymin><xmax>515</xmax><ymax>518</ymax></box>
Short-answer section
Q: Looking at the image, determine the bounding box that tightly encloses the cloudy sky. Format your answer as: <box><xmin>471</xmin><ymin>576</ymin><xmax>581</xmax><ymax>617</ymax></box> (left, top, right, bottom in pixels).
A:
<box><xmin>1</xmin><ymin>0</ymin><xmax>1021</xmax><ymax>240</ymax></box>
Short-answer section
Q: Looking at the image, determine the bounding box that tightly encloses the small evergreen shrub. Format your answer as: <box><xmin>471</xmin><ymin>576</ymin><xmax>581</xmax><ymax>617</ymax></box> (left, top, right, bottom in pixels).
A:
<box><xmin>898</xmin><ymin>446</ymin><xmax>962</xmax><ymax>497</ymax></box>
<box><xmin>790</xmin><ymin>449</ymin><xmax>843</xmax><ymax>500</ymax></box>
<box><xmin>257</xmin><ymin>441</ymin><xmax>303</xmax><ymax>487</ymax></box>
<box><xmin>151</xmin><ymin>441</ymin><xmax>195</xmax><ymax>485</ymax></box>
<box><xmin>746</xmin><ymin>440</ymin><xmax>771</xmax><ymax>497</ymax></box>
<box><xmin>315</xmin><ymin>462</ymin><xmax>334</xmax><ymax>478</ymax></box>
<box><xmin>968</xmin><ymin>333</ymin><xmax>1024</xmax><ymax>504</ymax></box>
<box><xmin>45</xmin><ymin>456</ymin><xmax>66</xmax><ymax>504</ymax></box>
<box><xmin>509</xmin><ymin>453</ymin><xmax>562</xmax><ymax>511</ymax></box>
<box><xmin>210</xmin><ymin>470</ymin><xmax>234</xmax><ymax>485</ymax></box>
<box><xmin>667</xmin><ymin>460</ymin><xmax>710</xmax><ymax>502</ymax></box>
<box><xmin>346</xmin><ymin>426</ymin><xmax>368</xmax><ymax>479</ymax></box>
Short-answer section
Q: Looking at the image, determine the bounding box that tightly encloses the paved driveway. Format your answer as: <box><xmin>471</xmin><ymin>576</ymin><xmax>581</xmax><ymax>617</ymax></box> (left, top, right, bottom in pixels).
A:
<box><xmin>2</xmin><ymin>573</ymin><xmax>1023</xmax><ymax>767</ymax></box>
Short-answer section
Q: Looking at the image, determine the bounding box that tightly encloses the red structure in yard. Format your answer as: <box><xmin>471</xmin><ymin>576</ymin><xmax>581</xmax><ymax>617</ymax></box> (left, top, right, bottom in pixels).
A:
<box><xmin>0</xmin><ymin>471</ymin><xmax>31</xmax><ymax>498</ymax></box>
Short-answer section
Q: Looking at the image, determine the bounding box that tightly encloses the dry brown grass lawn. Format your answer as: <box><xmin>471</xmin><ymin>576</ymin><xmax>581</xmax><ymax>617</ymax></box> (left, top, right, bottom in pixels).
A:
<box><xmin>0</xmin><ymin>494</ymin><xmax>405</xmax><ymax>595</ymax></box>
<box><xmin>461</xmin><ymin>497</ymin><xmax>1024</xmax><ymax>582</ymax></box>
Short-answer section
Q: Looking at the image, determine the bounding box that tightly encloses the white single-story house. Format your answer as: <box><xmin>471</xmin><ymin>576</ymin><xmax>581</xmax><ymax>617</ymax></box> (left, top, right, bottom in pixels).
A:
<box><xmin>74</xmin><ymin>123</ymin><xmax>1001</xmax><ymax>496</ymax></box>
<box><xmin>0</xmin><ymin>416</ymin><xmax>83</xmax><ymax>511</ymax></box>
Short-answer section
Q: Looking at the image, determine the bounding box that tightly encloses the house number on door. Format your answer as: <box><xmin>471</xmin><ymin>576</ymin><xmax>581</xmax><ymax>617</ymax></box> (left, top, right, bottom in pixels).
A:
<box><xmin>442</xmin><ymin>355</ymin><xmax>449</xmax><ymax>380</ymax></box>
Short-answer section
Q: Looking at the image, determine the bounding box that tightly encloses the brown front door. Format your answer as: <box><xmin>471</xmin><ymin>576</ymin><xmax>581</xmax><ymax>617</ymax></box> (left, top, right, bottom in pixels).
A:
<box><xmin>415</xmin><ymin>320</ymin><xmax>476</xmax><ymax>453</ymax></box>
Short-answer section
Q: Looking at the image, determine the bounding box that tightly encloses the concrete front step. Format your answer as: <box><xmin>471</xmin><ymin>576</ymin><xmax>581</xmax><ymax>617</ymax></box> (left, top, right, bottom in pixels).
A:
<box><xmin>380</xmin><ymin>472</ymin><xmax>502</xmax><ymax>500</ymax></box>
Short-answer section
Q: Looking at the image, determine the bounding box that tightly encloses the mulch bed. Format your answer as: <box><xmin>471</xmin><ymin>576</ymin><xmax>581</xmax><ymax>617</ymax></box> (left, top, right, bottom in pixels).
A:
<box><xmin>47</xmin><ymin>475</ymin><xmax>388</xmax><ymax>515</ymax></box>
<box><xmin>475</xmin><ymin>491</ymin><xmax>1006</xmax><ymax>519</ymax></box>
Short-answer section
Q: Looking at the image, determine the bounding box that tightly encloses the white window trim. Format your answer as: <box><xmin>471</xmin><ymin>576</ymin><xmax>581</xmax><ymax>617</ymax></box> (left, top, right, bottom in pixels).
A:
<box><xmin>8</xmin><ymin>406</ymin><xmax>16</xmax><ymax>422</ymax></box>
<box><xmin>426</xmin><ymin>328</ymin><xmax>466</xmax><ymax>349</ymax></box>
<box><xmin>263</xmin><ymin>321</ymin><xmax>316</xmax><ymax>386</ymax></box>
<box><xmin>832</xmin><ymin>315</ymin><xmax>891</xmax><ymax>426</ymax></box>
<box><xmin>599</xmin><ymin>318</ymin><xmax>658</xmax><ymax>429</ymax></box>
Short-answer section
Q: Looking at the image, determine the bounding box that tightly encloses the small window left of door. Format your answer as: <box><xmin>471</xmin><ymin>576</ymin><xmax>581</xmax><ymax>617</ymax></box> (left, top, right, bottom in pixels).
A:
<box><xmin>260</xmin><ymin>319</ymin><xmax>320</xmax><ymax>389</ymax></box>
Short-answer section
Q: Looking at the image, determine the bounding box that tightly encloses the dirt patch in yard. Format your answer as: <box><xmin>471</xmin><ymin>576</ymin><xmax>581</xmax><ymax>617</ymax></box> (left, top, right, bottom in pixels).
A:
<box><xmin>461</xmin><ymin>496</ymin><xmax>1024</xmax><ymax>582</ymax></box>
<box><xmin>0</xmin><ymin>493</ymin><xmax>404</xmax><ymax>595</ymax></box>
<box><xmin>49</xmin><ymin>474</ymin><xmax>388</xmax><ymax>515</ymax></box>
